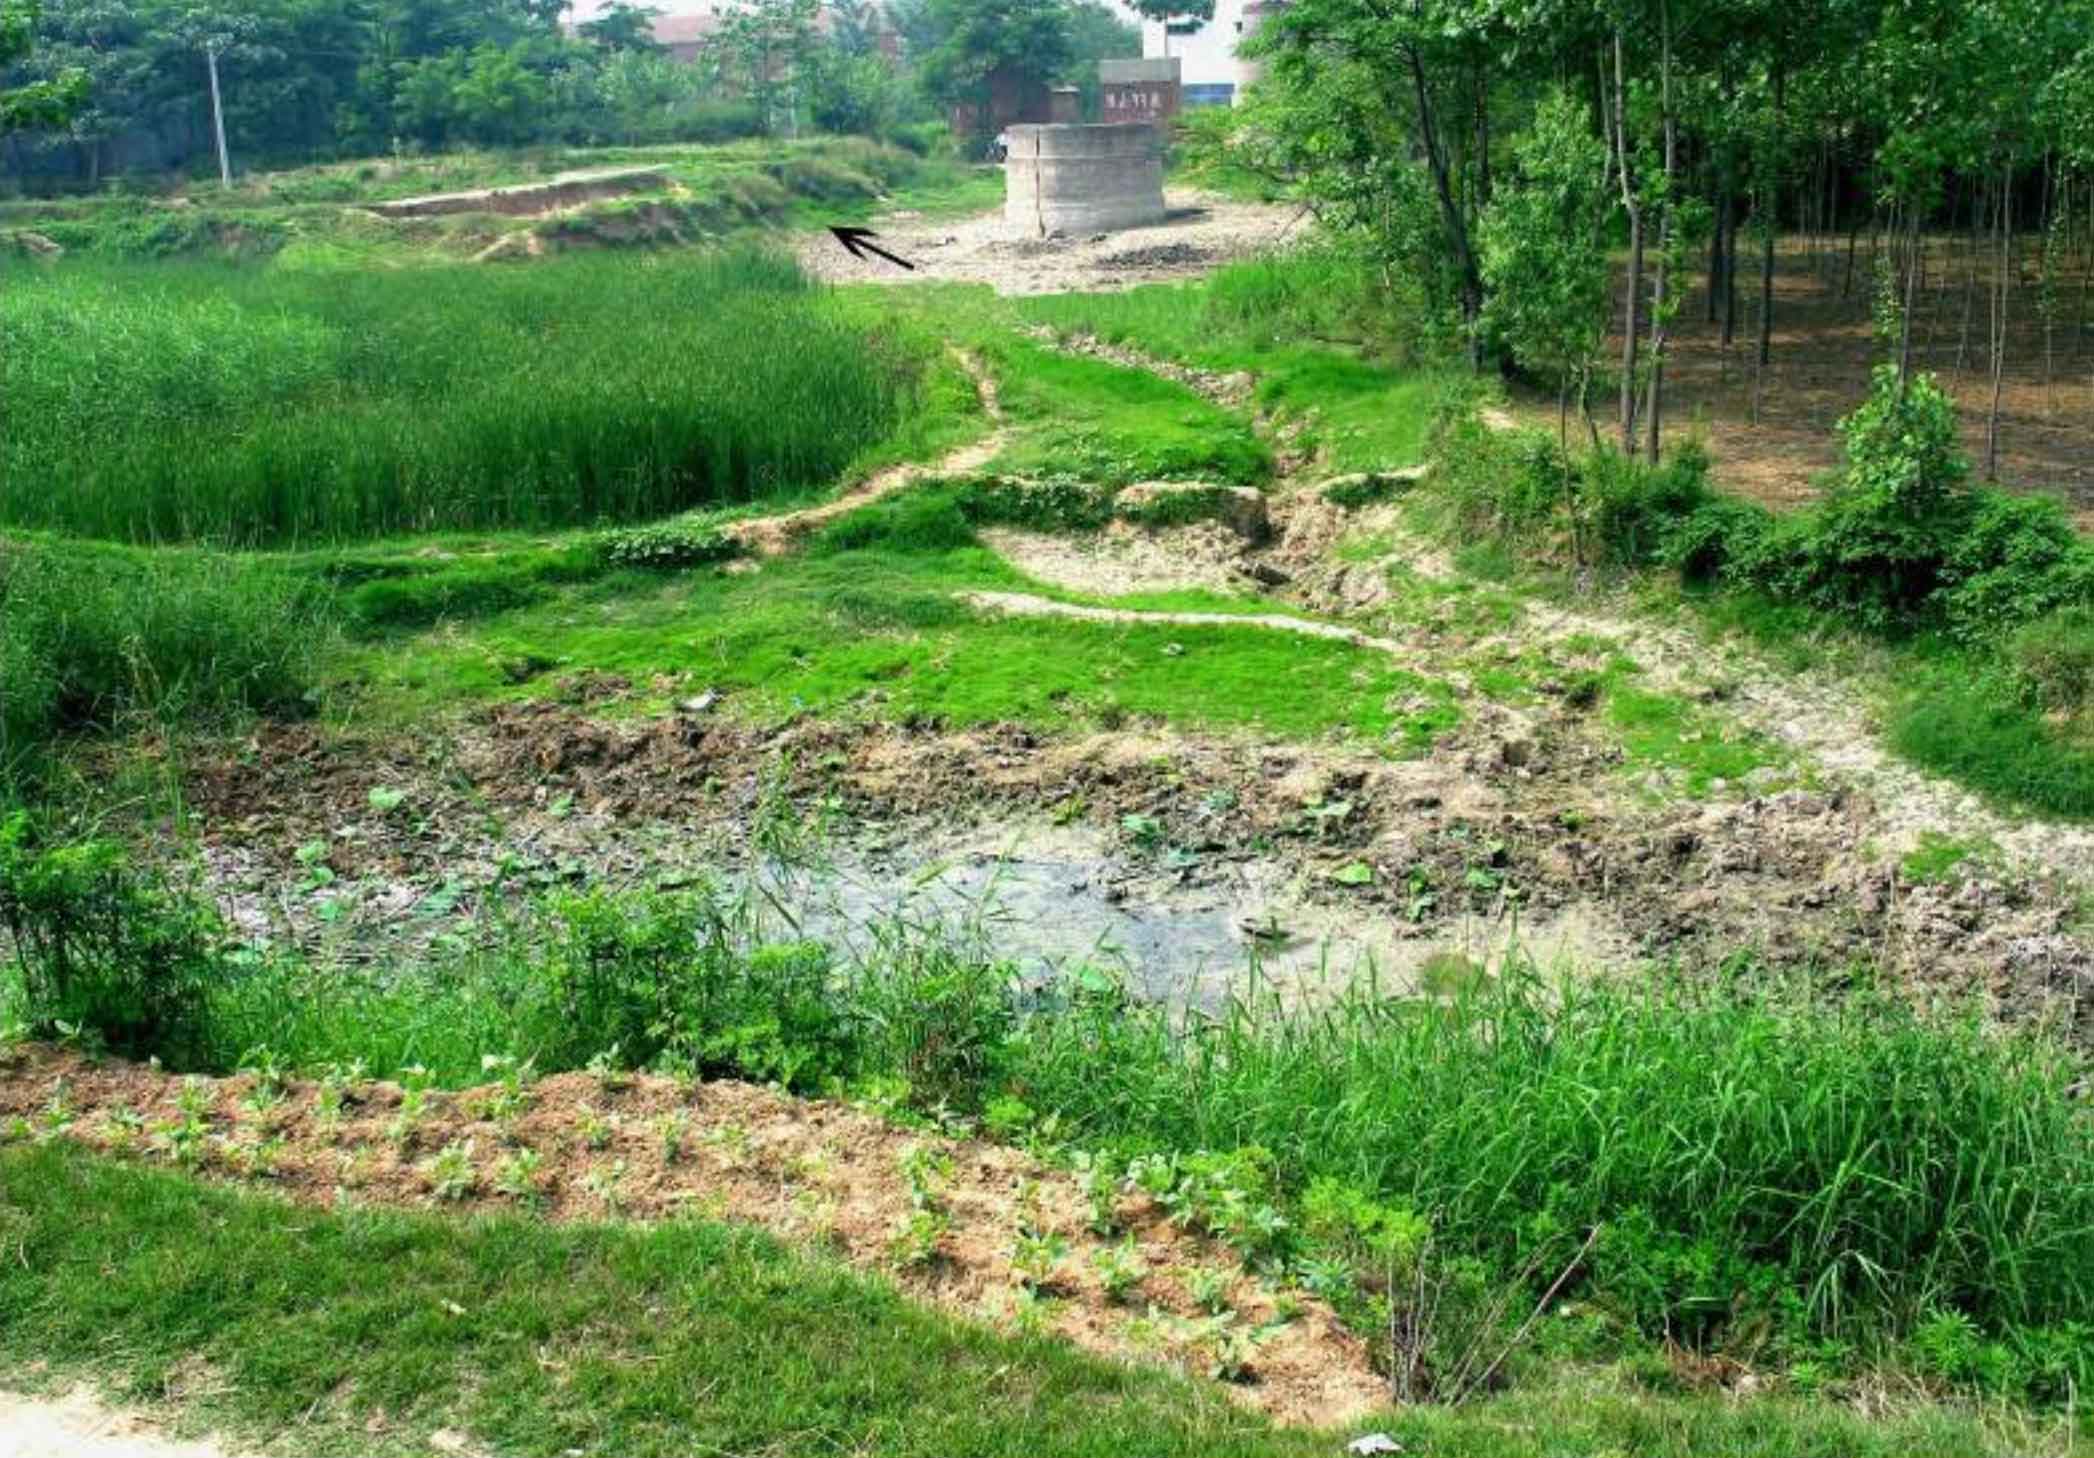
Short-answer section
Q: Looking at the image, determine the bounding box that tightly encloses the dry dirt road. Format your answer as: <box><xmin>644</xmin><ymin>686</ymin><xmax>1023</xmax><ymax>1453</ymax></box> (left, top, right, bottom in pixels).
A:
<box><xmin>794</xmin><ymin>186</ymin><xmax>1309</xmax><ymax>295</ymax></box>
<box><xmin>0</xmin><ymin>1390</ymin><xmax>239</xmax><ymax>1458</ymax></box>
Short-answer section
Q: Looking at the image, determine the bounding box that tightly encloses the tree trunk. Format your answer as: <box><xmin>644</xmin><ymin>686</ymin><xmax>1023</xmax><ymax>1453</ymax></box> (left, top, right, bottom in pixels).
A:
<box><xmin>1897</xmin><ymin>211</ymin><xmax>1918</xmax><ymax>390</ymax></box>
<box><xmin>1643</xmin><ymin>0</ymin><xmax>1676</xmax><ymax>462</ymax></box>
<box><xmin>1613</xmin><ymin>29</ymin><xmax>1642</xmax><ymax>455</ymax></box>
<box><xmin>1986</xmin><ymin>164</ymin><xmax>2010</xmax><ymax>481</ymax></box>
<box><xmin>1756</xmin><ymin>203</ymin><xmax>1774</xmax><ymax>369</ymax></box>
<box><xmin>1473</xmin><ymin>65</ymin><xmax>1491</xmax><ymax>215</ymax></box>
<box><xmin>1755</xmin><ymin>66</ymin><xmax>1783</xmax><ymax>371</ymax></box>
<box><xmin>1842</xmin><ymin>202</ymin><xmax>1860</xmax><ymax>301</ymax></box>
<box><xmin>1958</xmin><ymin>174</ymin><xmax>1985</xmax><ymax>376</ymax></box>
<box><xmin>1407</xmin><ymin>42</ymin><xmax>1484</xmax><ymax>371</ymax></box>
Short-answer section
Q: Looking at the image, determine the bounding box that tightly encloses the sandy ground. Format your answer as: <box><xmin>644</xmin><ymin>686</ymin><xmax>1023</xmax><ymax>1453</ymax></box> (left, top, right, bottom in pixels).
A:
<box><xmin>0</xmin><ymin>1390</ymin><xmax>237</xmax><ymax>1458</ymax></box>
<box><xmin>795</xmin><ymin>187</ymin><xmax>1311</xmax><ymax>295</ymax></box>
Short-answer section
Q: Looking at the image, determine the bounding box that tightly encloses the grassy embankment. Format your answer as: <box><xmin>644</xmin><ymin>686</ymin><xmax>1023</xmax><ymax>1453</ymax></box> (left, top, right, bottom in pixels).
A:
<box><xmin>0</xmin><ymin>134</ymin><xmax>999</xmax><ymax>264</ymax></box>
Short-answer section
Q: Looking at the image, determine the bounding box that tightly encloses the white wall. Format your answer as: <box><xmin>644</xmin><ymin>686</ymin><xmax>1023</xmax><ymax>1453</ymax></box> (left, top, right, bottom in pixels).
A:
<box><xmin>1102</xmin><ymin>0</ymin><xmax>1257</xmax><ymax>95</ymax></box>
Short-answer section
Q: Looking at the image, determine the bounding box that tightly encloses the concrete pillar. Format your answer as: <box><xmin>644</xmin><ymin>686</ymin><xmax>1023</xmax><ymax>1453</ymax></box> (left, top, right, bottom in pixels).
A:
<box><xmin>1099</xmin><ymin>57</ymin><xmax>1181</xmax><ymax>125</ymax></box>
<box><xmin>1003</xmin><ymin>123</ymin><xmax>1166</xmax><ymax>236</ymax></box>
<box><xmin>1049</xmin><ymin>87</ymin><xmax>1081</xmax><ymax>124</ymax></box>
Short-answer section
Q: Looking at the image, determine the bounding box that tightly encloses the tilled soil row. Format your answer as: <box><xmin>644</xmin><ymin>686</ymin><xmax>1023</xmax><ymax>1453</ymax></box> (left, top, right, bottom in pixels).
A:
<box><xmin>0</xmin><ymin>1046</ymin><xmax>1386</xmax><ymax>1426</ymax></box>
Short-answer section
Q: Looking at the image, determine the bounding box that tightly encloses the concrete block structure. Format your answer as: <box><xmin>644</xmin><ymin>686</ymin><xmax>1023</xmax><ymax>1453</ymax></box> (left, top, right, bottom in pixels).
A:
<box><xmin>1100</xmin><ymin>57</ymin><xmax>1181</xmax><ymax>125</ymax></box>
<box><xmin>1003</xmin><ymin>123</ymin><xmax>1166</xmax><ymax>237</ymax></box>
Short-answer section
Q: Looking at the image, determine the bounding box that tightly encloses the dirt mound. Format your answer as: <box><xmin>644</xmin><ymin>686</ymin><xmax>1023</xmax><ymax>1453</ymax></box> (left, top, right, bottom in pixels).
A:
<box><xmin>983</xmin><ymin>521</ymin><xmax>1249</xmax><ymax>597</ymax></box>
<box><xmin>1097</xmin><ymin>242</ymin><xmax>1210</xmax><ymax>269</ymax></box>
<box><xmin>793</xmin><ymin>190</ymin><xmax>1306</xmax><ymax>296</ymax></box>
<box><xmin>2</xmin><ymin>1047</ymin><xmax>1386</xmax><ymax>1426</ymax></box>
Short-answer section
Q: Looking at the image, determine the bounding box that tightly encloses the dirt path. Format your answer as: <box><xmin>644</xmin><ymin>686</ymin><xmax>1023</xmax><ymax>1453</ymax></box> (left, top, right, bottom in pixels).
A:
<box><xmin>726</xmin><ymin>350</ymin><xmax>1006</xmax><ymax>556</ymax></box>
<box><xmin>962</xmin><ymin>588</ymin><xmax>1412</xmax><ymax>655</ymax></box>
<box><xmin>0</xmin><ymin>1389</ymin><xmax>238</xmax><ymax>1458</ymax></box>
<box><xmin>795</xmin><ymin>188</ymin><xmax>1308</xmax><ymax>296</ymax></box>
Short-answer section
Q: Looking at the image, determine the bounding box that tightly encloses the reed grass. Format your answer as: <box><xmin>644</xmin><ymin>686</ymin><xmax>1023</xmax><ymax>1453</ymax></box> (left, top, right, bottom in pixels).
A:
<box><xmin>0</xmin><ymin>247</ymin><xmax>925</xmax><ymax>546</ymax></box>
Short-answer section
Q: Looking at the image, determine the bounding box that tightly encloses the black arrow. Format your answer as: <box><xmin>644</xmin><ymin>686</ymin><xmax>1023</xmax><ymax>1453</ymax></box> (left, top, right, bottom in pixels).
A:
<box><xmin>829</xmin><ymin>225</ymin><xmax>915</xmax><ymax>272</ymax></box>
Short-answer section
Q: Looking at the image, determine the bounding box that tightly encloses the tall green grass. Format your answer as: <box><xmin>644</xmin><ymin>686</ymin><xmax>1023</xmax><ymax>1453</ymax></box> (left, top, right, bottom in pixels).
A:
<box><xmin>0</xmin><ymin>537</ymin><xmax>334</xmax><ymax>788</ymax></box>
<box><xmin>0</xmin><ymin>247</ymin><xmax>927</xmax><ymax>546</ymax></box>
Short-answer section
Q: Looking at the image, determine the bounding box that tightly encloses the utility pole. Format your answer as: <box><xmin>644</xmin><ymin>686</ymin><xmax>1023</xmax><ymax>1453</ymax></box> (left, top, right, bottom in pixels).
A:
<box><xmin>205</xmin><ymin>40</ymin><xmax>231</xmax><ymax>187</ymax></box>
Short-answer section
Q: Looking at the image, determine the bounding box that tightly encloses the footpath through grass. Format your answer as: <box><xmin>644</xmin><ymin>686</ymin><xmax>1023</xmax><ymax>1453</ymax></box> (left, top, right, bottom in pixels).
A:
<box><xmin>349</xmin><ymin>484</ymin><xmax>1458</xmax><ymax>749</ymax></box>
<box><xmin>0</xmin><ymin>1145</ymin><xmax>2057</xmax><ymax>1458</ymax></box>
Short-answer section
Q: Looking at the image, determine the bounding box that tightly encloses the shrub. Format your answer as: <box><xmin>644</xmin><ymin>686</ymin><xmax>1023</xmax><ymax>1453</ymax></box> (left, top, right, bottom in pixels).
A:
<box><xmin>1937</xmin><ymin>492</ymin><xmax>2094</xmax><ymax>642</ymax></box>
<box><xmin>2007</xmin><ymin>605</ymin><xmax>2094</xmax><ymax>711</ymax></box>
<box><xmin>525</xmin><ymin>889</ymin><xmax>857</xmax><ymax>1091</ymax></box>
<box><xmin>1585</xmin><ymin>439</ymin><xmax>1719</xmax><ymax>568</ymax></box>
<box><xmin>1741</xmin><ymin>369</ymin><xmax>1970</xmax><ymax>630</ymax></box>
<box><xmin>0</xmin><ymin>813</ymin><xmax>222</xmax><ymax>1061</ymax></box>
<box><xmin>1431</xmin><ymin>422</ymin><xmax>1570</xmax><ymax>542</ymax></box>
<box><xmin>599</xmin><ymin>521</ymin><xmax>740</xmax><ymax>572</ymax></box>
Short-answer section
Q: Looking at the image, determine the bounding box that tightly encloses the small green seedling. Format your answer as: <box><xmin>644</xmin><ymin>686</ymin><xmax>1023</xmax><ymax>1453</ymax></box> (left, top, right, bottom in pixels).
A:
<box><xmin>237</xmin><ymin>1047</ymin><xmax>290</xmax><ymax>1113</ymax></box>
<box><xmin>585</xmin><ymin>1045</ymin><xmax>633</xmax><ymax>1094</ymax></box>
<box><xmin>425</xmin><ymin>1139</ymin><xmax>477</xmax><ymax>1201</ymax></box>
<box><xmin>583</xmin><ymin>1159</ymin><xmax>628</xmax><ymax>1215</ymax></box>
<box><xmin>576</xmin><ymin>1105</ymin><xmax>614</xmax><ymax>1151</ymax></box>
<box><xmin>1013</xmin><ymin>1228</ymin><xmax>1070</xmax><ymax>1292</ymax></box>
<box><xmin>1093</xmin><ymin>1237</ymin><xmax>1150</xmax><ymax>1304</ymax></box>
<box><xmin>1185</xmin><ymin>1264</ymin><xmax>1233</xmax><ymax>1316</ymax></box>
<box><xmin>898</xmin><ymin>1142</ymin><xmax>953</xmax><ymax>1211</ymax></box>
<box><xmin>890</xmin><ymin>1207</ymin><xmax>950</xmax><ymax>1268</ymax></box>
<box><xmin>658</xmin><ymin>1109</ymin><xmax>691</xmax><ymax>1163</ymax></box>
<box><xmin>387</xmin><ymin>1086</ymin><xmax>431</xmax><ymax>1150</ymax></box>
<box><xmin>1072</xmin><ymin>1150</ymin><xmax>1121</xmax><ymax>1234</ymax></box>
<box><xmin>103</xmin><ymin>1103</ymin><xmax>146</xmax><ymax>1155</ymax></box>
<box><xmin>493</xmin><ymin>1147</ymin><xmax>544</xmax><ymax>1204</ymax></box>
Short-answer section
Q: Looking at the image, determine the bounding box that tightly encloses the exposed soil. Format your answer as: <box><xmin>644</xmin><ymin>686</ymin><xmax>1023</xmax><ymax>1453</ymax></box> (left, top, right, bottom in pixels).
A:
<box><xmin>963</xmin><ymin>588</ymin><xmax>1413</xmax><ymax>654</ymax></box>
<box><xmin>1</xmin><ymin>1047</ymin><xmax>1387</xmax><ymax>1427</ymax></box>
<box><xmin>983</xmin><ymin>521</ymin><xmax>1250</xmax><ymax>597</ymax></box>
<box><xmin>367</xmin><ymin>166</ymin><xmax>669</xmax><ymax>220</ymax></box>
<box><xmin>793</xmin><ymin>190</ymin><xmax>1310</xmax><ymax>296</ymax></box>
<box><xmin>0</xmin><ymin>1388</ymin><xmax>240</xmax><ymax>1458</ymax></box>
